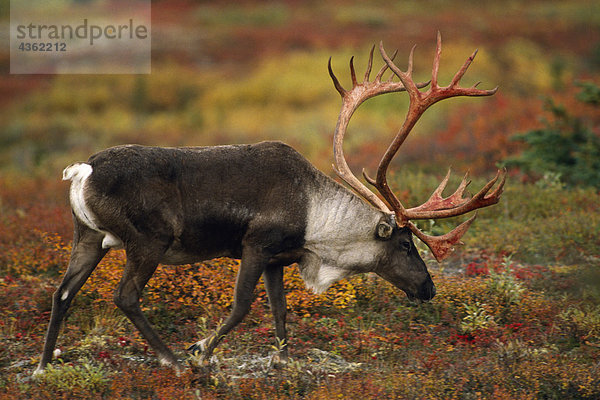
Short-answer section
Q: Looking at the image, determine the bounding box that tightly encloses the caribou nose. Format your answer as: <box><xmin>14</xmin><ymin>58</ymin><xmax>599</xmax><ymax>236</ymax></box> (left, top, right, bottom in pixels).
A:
<box><xmin>419</xmin><ymin>279</ymin><xmax>436</xmax><ymax>301</ymax></box>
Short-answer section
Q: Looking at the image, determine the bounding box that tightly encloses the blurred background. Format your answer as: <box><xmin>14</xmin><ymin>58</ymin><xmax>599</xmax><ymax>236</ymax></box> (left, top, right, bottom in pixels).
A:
<box><xmin>1</xmin><ymin>0</ymin><xmax>598</xmax><ymax>176</ymax></box>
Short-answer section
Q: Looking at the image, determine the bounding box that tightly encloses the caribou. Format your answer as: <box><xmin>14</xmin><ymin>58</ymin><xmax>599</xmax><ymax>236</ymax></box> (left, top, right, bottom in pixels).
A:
<box><xmin>34</xmin><ymin>33</ymin><xmax>504</xmax><ymax>375</ymax></box>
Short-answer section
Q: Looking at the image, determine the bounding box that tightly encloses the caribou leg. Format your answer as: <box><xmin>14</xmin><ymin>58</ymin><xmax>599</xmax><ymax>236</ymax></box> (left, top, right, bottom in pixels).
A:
<box><xmin>112</xmin><ymin>244</ymin><xmax>181</xmax><ymax>370</ymax></box>
<box><xmin>35</xmin><ymin>222</ymin><xmax>108</xmax><ymax>375</ymax></box>
<box><xmin>188</xmin><ymin>245</ymin><xmax>267</xmax><ymax>362</ymax></box>
<box><xmin>263</xmin><ymin>265</ymin><xmax>289</xmax><ymax>365</ymax></box>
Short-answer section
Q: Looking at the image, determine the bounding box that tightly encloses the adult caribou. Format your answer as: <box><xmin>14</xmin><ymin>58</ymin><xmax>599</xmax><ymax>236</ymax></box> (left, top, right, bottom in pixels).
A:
<box><xmin>35</xmin><ymin>33</ymin><xmax>504</xmax><ymax>375</ymax></box>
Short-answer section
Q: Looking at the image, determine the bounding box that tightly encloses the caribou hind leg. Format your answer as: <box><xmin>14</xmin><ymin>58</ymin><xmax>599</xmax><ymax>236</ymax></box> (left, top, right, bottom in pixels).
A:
<box><xmin>35</xmin><ymin>222</ymin><xmax>108</xmax><ymax>375</ymax></box>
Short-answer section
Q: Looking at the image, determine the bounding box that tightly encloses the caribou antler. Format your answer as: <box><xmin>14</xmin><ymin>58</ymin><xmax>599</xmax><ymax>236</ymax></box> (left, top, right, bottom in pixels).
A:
<box><xmin>329</xmin><ymin>32</ymin><xmax>505</xmax><ymax>261</ymax></box>
<box><xmin>328</xmin><ymin>46</ymin><xmax>429</xmax><ymax>213</ymax></box>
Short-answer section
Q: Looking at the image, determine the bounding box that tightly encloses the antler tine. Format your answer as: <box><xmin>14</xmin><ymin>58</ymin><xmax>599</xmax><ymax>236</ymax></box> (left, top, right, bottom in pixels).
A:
<box><xmin>380</xmin><ymin>42</ymin><xmax>420</xmax><ymax>96</ymax></box>
<box><xmin>349</xmin><ymin>56</ymin><xmax>358</xmax><ymax>87</ymax></box>
<box><xmin>362</xmin><ymin>168</ymin><xmax>376</xmax><ymax>186</ymax></box>
<box><xmin>406</xmin><ymin>44</ymin><xmax>415</xmax><ymax>79</ymax></box>
<box><xmin>375</xmin><ymin>49</ymin><xmax>397</xmax><ymax>82</ymax></box>
<box><xmin>328</xmin><ymin>57</ymin><xmax>347</xmax><ymax>97</ymax></box>
<box><xmin>364</xmin><ymin>45</ymin><xmax>375</xmax><ymax>83</ymax></box>
<box><xmin>447</xmin><ymin>171</ymin><xmax>471</xmax><ymax>203</ymax></box>
<box><xmin>409</xmin><ymin>215</ymin><xmax>477</xmax><ymax>262</ymax></box>
<box><xmin>440</xmin><ymin>32</ymin><xmax>498</xmax><ymax>97</ymax></box>
<box><xmin>385</xmin><ymin>50</ymin><xmax>403</xmax><ymax>83</ymax></box>
<box><xmin>444</xmin><ymin>47</ymin><xmax>499</xmax><ymax>97</ymax></box>
<box><xmin>431</xmin><ymin>31</ymin><xmax>442</xmax><ymax>89</ymax></box>
<box><xmin>407</xmin><ymin>169</ymin><xmax>472</xmax><ymax>213</ymax></box>
<box><xmin>450</xmin><ymin>48</ymin><xmax>477</xmax><ymax>88</ymax></box>
<box><xmin>406</xmin><ymin>168</ymin><xmax>506</xmax><ymax>220</ymax></box>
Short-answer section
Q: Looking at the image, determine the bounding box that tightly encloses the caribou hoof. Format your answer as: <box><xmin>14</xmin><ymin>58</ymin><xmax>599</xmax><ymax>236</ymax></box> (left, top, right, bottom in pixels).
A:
<box><xmin>187</xmin><ymin>338</ymin><xmax>207</xmax><ymax>355</ymax></box>
<box><xmin>158</xmin><ymin>356</ymin><xmax>184</xmax><ymax>375</ymax></box>
<box><xmin>271</xmin><ymin>353</ymin><xmax>289</xmax><ymax>369</ymax></box>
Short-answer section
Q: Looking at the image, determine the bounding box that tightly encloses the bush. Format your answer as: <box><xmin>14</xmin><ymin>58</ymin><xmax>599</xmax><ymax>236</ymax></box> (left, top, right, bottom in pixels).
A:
<box><xmin>461</xmin><ymin>178</ymin><xmax>599</xmax><ymax>264</ymax></box>
<box><xmin>559</xmin><ymin>304</ymin><xmax>600</xmax><ymax>345</ymax></box>
<box><xmin>33</xmin><ymin>362</ymin><xmax>110</xmax><ymax>398</ymax></box>
<box><xmin>505</xmin><ymin>82</ymin><xmax>600</xmax><ymax>189</ymax></box>
<box><xmin>460</xmin><ymin>301</ymin><xmax>495</xmax><ymax>334</ymax></box>
<box><xmin>487</xmin><ymin>256</ymin><xmax>525</xmax><ymax>306</ymax></box>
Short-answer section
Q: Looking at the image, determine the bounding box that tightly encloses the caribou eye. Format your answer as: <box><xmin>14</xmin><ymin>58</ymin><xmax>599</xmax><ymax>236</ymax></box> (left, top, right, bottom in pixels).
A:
<box><xmin>401</xmin><ymin>241</ymin><xmax>411</xmax><ymax>253</ymax></box>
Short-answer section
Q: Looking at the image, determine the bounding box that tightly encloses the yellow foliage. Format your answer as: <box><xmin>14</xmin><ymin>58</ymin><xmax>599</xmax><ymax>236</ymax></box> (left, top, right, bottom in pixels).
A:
<box><xmin>2</xmin><ymin>231</ymin><xmax>70</xmax><ymax>276</ymax></box>
<box><xmin>78</xmin><ymin>247</ymin><xmax>370</xmax><ymax>316</ymax></box>
<box><xmin>499</xmin><ymin>39</ymin><xmax>557</xmax><ymax>93</ymax></box>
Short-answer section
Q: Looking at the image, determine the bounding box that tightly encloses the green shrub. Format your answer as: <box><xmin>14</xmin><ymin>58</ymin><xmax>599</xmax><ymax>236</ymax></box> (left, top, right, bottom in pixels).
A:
<box><xmin>462</xmin><ymin>179</ymin><xmax>599</xmax><ymax>264</ymax></box>
<box><xmin>34</xmin><ymin>362</ymin><xmax>110</xmax><ymax>396</ymax></box>
<box><xmin>559</xmin><ymin>304</ymin><xmax>600</xmax><ymax>344</ymax></box>
<box><xmin>487</xmin><ymin>256</ymin><xmax>525</xmax><ymax>306</ymax></box>
<box><xmin>460</xmin><ymin>301</ymin><xmax>495</xmax><ymax>333</ymax></box>
<box><xmin>505</xmin><ymin>83</ymin><xmax>600</xmax><ymax>189</ymax></box>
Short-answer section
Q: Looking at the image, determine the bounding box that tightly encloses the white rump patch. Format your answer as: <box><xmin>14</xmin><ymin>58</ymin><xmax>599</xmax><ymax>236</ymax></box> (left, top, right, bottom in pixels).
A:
<box><xmin>63</xmin><ymin>163</ymin><xmax>97</xmax><ymax>230</ymax></box>
<box><xmin>63</xmin><ymin>162</ymin><xmax>90</xmax><ymax>181</ymax></box>
<box><xmin>63</xmin><ymin>162</ymin><xmax>123</xmax><ymax>249</ymax></box>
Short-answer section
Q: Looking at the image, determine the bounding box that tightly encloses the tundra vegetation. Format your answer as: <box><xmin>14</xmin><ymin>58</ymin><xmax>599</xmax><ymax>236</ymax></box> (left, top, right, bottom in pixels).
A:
<box><xmin>1</xmin><ymin>0</ymin><xmax>599</xmax><ymax>398</ymax></box>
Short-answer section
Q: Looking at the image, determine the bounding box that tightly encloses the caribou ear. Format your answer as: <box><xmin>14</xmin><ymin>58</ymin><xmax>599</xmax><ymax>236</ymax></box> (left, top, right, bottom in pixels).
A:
<box><xmin>376</xmin><ymin>222</ymin><xmax>394</xmax><ymax>239</ymax></box>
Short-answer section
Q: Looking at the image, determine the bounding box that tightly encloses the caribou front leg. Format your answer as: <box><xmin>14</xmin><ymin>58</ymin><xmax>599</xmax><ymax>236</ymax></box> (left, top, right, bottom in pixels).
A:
<box><xmin>188</xmin><ymin>245</ymin><xmax>267</xmax><ymax>363</ymax></box>
<box><xmin>264</xmin><ymin>265</ymin><xmax>289</xmax><ymax>365</ymax></box>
